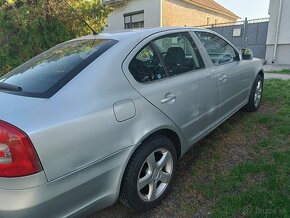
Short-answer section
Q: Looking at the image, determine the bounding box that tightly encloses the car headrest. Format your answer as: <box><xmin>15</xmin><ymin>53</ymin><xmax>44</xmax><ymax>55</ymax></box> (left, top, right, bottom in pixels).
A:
<box><xmin>164</xmin><ymin>47</ymin><xmax>185</xmax><ymax>65</ymax></box>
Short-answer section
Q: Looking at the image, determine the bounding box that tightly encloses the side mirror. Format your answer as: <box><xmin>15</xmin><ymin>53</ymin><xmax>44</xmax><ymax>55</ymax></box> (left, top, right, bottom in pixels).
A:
<box><xmin>241</xmin><ymin>48</ymin><xmax>253</xmax><ymax>60</ymax></box>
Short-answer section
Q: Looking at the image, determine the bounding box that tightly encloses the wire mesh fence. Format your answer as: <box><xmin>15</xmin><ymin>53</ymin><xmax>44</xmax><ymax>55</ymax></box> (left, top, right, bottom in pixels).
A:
<box><xmin>195</xmin><ymin>17</ymin><xmax>270</xmax><ymax>29</ymax></box>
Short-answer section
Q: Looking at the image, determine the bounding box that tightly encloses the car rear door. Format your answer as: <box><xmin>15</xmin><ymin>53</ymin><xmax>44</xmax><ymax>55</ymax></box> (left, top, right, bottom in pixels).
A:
<box><xmin>122</xmin><ymin>31</ymin><xmax>220</xmax><ymax>145</ymax></box>
<box><xmin>195</xmin><ymin>31</ymin><xmax>251</xmax><ymax>120</ymax></box>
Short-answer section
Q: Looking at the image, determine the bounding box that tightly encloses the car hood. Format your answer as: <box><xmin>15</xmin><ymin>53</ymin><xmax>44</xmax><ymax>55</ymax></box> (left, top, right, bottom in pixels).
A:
<box><xmin>0</xmin><ymin>92</ymin><xmax>46</xmax><ymax>125</ymax></box>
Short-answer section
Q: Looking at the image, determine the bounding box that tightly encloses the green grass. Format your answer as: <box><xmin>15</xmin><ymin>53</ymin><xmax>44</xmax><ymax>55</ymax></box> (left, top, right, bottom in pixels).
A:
<box><xmin>189</xmin><ymin>80</ymin><xmax>290</xmax><ymax>218</ymax></box>
<box><xmin>212</xmin><ymin>154</ymin><xmax>290</xmax><ymax>217</ymax></box>
<box><xmin>268</xmin><ymin>69</ymin><xmax>290</xmax><ymax>74</ymax></box>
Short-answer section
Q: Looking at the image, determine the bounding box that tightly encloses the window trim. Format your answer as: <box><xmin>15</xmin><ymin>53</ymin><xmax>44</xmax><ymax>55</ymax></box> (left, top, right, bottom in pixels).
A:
<box><xmin>123</xmin><ymin>10</ymin><xmax>144</xmax><ymax>30</ymax></box>
<box><xmin>195</xmin><ymin>30</ymin><xmax>240</xmax><ymax>66</ymax></box>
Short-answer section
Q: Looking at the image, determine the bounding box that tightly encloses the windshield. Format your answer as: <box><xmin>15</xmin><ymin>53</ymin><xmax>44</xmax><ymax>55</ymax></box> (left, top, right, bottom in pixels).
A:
<box><xmin>0</xmin><ymin>38</ymin><xmax>117</xmax><ymax>98</ymax></box>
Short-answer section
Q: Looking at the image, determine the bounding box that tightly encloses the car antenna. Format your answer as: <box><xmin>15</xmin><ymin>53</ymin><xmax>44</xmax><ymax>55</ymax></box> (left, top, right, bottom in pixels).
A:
<box><xmin>63</xmin><ymin>0</ymin><xmax>98</xmax><ymax>35</ymax></box>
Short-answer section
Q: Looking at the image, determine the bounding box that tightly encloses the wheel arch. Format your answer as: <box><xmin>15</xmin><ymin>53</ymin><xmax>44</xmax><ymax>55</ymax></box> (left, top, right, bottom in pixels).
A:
<box><xmin>258</xmin><ymin>69</ymin><xmax>264</xmax><ymax>79</ymax></box>
<box><xmin>116</xmin><ymin>127</ymin><xmax>183</xmax><ymax>200</ymax></box>
<box><xmin>129</xmin><ymin>126</ymin><xmax>184</xmax><ymax>162</ymax></box>
<box><xmin>143</xmin><ymin>129</ymin><xmax>182</xmax><ymax>159</ymax></box>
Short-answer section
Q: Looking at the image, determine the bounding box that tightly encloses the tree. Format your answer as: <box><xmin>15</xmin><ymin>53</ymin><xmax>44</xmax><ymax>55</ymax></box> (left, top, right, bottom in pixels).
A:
<box><xmin>0</xmin><ymin>0</ymin><xmax>112</xmax><ymax>75</ymax></box>
<box><xmin>38</xmin><ymin>0</ymin><xmax>113</xmax><ymax>35</ymax></box>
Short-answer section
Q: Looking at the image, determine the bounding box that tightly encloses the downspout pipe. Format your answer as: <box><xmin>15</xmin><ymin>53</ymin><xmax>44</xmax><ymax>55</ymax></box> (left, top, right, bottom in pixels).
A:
<box><xmin>272</xmin><ymin>0</ymin><xmax>283</xmax><ymax>64</ymax></box>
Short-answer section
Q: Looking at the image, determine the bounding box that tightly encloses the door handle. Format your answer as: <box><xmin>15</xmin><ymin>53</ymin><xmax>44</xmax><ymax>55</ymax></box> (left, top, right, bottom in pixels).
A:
<box><xmin>219</xmin><ymin>74</ymin><xmax>228</xmax><ymax>82</ymax></box>
<box><xmin>161</xmin><ymin>93</ymin><xmax>176</xmax><ymax>104</ymax></box>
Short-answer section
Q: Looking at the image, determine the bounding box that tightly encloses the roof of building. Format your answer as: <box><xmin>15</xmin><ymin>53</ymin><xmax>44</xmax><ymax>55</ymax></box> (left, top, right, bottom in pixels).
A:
<box><xmin>189</xmin><ymin>0</ymin><xmax>240</xmax><ymax>19</ymax></box>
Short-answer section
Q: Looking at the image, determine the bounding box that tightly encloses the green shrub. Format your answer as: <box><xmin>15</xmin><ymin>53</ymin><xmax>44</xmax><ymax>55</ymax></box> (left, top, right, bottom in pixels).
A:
<box><xmin>0</xmin><ymin>0</ymin><xmax>112</xmax><ymax>76</ymax></box>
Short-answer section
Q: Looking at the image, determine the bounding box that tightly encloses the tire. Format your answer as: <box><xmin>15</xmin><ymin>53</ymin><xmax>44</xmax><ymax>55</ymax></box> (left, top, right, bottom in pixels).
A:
<box><xmin>243</xmin><ymin>74</ymin><xmax>264</xmax><ymax>112</ymax></box>
<box><xmin>120</xmin><ymin>135</ymin><xmax>177</xmax><ymax>212</ymax></box>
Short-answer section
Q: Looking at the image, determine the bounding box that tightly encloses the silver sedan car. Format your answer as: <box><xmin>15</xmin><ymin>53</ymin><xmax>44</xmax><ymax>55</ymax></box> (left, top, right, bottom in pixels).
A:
<box><xmin>0</xmin><ymin>28</ymin><xmax>263</xmax><ymax>217</ymax></box>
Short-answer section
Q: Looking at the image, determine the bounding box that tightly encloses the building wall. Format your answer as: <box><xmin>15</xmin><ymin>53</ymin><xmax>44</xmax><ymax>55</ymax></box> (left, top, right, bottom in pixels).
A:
<box><xmin>266</xmin><ymin>45</ymin><xmax>290</xmax><ymax>65</ymax></box>
<box><xmin>162</xmin><ymin>0</ymin><xmax>237</xmax><ymax>27</ymax></box>
<box><xmin>265</xmin><ymin>0</ymin><xmax>290</xmax><ymax>65</ymax></box>
<box><xmin>104</xmin><ymin>0</ymin><xmax>161</xmax><ymax>32</ymax></box>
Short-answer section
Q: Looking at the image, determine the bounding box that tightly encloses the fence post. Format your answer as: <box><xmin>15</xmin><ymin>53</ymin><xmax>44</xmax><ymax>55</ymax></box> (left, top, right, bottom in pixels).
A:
<box><xmin>243</xmin><ymin>17</ymin><xmax>248</xmax><ymax>45</ymax></box>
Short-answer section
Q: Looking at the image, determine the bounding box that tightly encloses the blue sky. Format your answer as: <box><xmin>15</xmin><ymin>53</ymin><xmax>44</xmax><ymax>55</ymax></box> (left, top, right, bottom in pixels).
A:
<box><xmin>214</xmin><ymin>0</ymin><xmax>270</xmax><ymax>20</ymax></box>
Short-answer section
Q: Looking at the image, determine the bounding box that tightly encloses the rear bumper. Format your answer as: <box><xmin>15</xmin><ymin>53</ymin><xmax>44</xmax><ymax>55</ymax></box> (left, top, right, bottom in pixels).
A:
<box><xmin>0</xmin><ymin>146</ymin><xmax>134</xmax><ymax>218</ymax></box>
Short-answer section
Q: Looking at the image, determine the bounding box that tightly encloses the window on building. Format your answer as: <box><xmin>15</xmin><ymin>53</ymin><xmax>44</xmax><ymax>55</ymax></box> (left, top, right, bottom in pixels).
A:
<box><xmin>215</xmin><ymin>19</ymin><xmax>218</xmax><ymax>25</ymax></box>
<box><xmin>124</xmin><ymin>11</ymin><xmax>144</xmax><ymax>29</ymax></box>
<box><xmin>207</xmin><ymin>17</ymin><xmax>210</xmax><ymax>25</ymax></box>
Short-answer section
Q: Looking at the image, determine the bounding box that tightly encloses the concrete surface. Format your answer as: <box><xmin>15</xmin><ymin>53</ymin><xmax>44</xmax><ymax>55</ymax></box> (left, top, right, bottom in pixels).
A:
<box><xmin>264</xmin><ymin>73</ymin><xmax>290</xmax><ymax>80</ymax></box>
<box><xmin>263</xmin><ymin>64</ymin><xmax>290</xmax><ymax>72</ymax></box>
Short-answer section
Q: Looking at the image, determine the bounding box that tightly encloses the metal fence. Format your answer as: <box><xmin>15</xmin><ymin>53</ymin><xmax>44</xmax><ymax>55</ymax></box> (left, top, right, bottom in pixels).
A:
<box><xmin>197</xmin><ymin>18</ymin><xmax>270</xmax><ymax>59</ymax></box>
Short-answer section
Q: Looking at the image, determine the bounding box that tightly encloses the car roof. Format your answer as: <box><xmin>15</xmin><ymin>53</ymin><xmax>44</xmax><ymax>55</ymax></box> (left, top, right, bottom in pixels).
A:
<box><xmin>76</xmin><ymin>27</ymin><xmax>206</xmax><ymax>42</ymax></box>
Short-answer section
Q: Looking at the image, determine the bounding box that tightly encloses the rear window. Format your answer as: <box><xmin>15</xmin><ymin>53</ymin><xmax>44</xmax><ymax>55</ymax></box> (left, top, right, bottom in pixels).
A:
<box><xmin>0</xmin><ymin>39</ymin><xmax>117</xmax><ymax>98</ymax></box>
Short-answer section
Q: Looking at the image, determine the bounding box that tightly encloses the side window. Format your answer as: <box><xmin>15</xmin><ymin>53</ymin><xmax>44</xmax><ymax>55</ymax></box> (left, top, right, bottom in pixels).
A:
<box><xmin>129</xmin><ymin>45</ymin><xmax>167</xmax><ymax>83</ymax></box>
<box><xmin>152</xmin><ymin>33</ymin><xmax>204</xmax><ymax>76</ymax></box>
<box><xmin>195</xmin><ymin>31</ymin><xmax>239</xmax><ymax>66</ymax></box>
<box><xmin>129</xmin><ymin>32</ymin><xmax>205</xmax><ymax>83</ymax></box>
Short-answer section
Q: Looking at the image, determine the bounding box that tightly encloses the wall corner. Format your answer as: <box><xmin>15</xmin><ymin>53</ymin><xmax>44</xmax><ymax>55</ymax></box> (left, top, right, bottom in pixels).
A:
<box><xmin>160</xmin><ymin>0</ymin><xmax>163</xmax><ymax>27</ymax></box>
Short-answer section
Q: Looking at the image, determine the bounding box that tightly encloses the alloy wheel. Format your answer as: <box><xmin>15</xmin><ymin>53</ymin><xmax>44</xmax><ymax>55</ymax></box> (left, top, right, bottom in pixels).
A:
<box><xmin>137</xmin><ymin>148</ymin><xmax>173</xmax><ymax>202</ymax></box>
<box><xmin>254</xmin><ymin>80</ymin><xmax>263</xmax><ymax>107</ymax></box>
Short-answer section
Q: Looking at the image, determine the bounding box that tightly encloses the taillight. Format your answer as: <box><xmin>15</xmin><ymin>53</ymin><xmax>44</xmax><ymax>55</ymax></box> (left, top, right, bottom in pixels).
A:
<box><xmin>0</xmin><ymin>120</ymin><xmax>42</xmax><ymax>177</ymax></box>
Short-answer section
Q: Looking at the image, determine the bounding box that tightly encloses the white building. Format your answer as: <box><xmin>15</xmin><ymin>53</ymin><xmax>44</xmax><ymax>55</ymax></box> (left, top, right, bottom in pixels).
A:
<box><xmin>103</xmin><ymin>0</ymin><xmax>239</xmax><ymax>32</ymax></box>
<box><xmin>266</xmin><ymin>0</ymin><xmax>290</xmax><ymax>65</ymax></box>
<box><xmin>104</xmin><ymin>0</ymin><xmax>161</xmax><ymax>31</ymax></box>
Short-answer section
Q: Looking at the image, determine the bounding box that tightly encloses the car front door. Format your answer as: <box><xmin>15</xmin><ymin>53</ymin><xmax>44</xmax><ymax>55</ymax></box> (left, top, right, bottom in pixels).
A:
<box><xmin>195</xmin><ymin>31</ymin><xmax>251</xmax><ymax>120</ymax></box>
<box><xmin>122</xmin><ymin>31</ymin><xmax>220</xmax><ymax>145</ymax></box>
